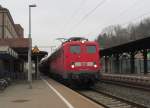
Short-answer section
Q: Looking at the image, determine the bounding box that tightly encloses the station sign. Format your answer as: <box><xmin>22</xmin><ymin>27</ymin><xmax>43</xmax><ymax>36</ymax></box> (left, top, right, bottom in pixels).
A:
<box><xmin>32</xmin><ymin>46</ymin><xmax>40</xmax><ymax>53</ymax></box>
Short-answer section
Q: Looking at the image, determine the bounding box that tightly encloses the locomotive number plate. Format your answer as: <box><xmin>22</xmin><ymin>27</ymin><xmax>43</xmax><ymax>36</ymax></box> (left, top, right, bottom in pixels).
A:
<box><xmin>75</xmin><ymin>62</ymin><xmax>81</xmax><ymax>66</ymax></box>
<box><xmin>81</xmin><ymin>62</ymin><xmax>87</xmax><ymax>66</ymax></box>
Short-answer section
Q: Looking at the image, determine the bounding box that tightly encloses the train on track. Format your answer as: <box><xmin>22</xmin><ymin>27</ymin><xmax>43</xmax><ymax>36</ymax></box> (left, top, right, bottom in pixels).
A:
<box><xmin>39</xmin><ymin>37</ymin><xmax>101</xmax><ymax>86</ymax></box>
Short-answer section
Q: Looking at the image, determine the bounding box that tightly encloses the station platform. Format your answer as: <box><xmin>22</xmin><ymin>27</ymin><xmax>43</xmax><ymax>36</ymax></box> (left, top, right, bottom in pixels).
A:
<box><xmin>0</xmin><ymin>77</ymin><xmax>103</xmax><ymax>108</ymax></box>
<box><xmin>101</xmin><ymin>73</ymin><xmax>150</xmax><ymax>86</ymax></box>
<box><xmin>102</xmin><ymin>73</ymin><xmax>150</xmax><ymax>78</ymax></box>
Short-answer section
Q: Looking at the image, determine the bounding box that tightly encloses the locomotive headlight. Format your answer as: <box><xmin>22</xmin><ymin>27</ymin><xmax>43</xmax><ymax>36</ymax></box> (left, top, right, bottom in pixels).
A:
<box><xmin>71</xmin><ymin>62</ymin><xmax>75</xmax><ymax>68</ymax></box>
<box><xmin>71</xmin><ymin>64</ymin><xmax>75</xmax><ymax>68</ymax></box>
<box><xmin>94</xmin><ymin>64</ymin><xmax>97</xmax><ymax>68</ymax></box>
<box><xmin>81</xmin><ymin>40</ymin><xmax>85</xmax><ymax>43</ymax></box>
<box><xmin>93</xmin><ymin>62</ymin><xmax>97</xmax><ymax>68</ymax></box>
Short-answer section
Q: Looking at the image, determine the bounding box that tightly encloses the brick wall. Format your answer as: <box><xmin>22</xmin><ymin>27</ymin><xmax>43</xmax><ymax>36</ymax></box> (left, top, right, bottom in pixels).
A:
<box><xmin>15</xmin><ymin>24</ymin><xmax>24</xmax><ymax>38</ymax></box>
<box><xmin>0</xmin><ymin>38</ymin><xmax>29</xmax><ymax>48</ymax></box>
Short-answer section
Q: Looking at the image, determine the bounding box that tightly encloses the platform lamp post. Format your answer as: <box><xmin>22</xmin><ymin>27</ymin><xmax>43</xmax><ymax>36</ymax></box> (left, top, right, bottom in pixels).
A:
<box><xmin>28</xmin><ymin>4</ymin><xmax>37</xmax><ymax>89</ymax></box>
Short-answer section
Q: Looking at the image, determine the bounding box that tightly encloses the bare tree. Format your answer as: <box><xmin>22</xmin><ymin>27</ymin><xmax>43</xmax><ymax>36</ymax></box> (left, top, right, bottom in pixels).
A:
<box><xmin>96</xmin><ymin>17</ymin><xmax>150</xmax><ymax>49</ymax></box>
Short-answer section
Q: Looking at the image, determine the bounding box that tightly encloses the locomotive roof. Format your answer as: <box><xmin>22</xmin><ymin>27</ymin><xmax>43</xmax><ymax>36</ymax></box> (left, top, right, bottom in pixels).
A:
<box><xmin>67</xmin><ymin>37</ymin><xmax>88</xmax><ymax>41</ymax></box>
<box><xmin>61</xmin><ymin>37</ymin><xmax>88</xmax><ymax>45</ymax></box>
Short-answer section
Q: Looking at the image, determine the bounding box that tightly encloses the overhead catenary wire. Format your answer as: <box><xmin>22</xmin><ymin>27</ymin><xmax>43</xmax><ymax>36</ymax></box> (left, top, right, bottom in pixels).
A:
<box><xmin>116</xmin><ymin>0</ymin><xmax>140</xmax><ymax>18</ymax></box>
<box><xmin>113</xmin><ymin>0</ymin><xmax>146</xmax><ymax>25</ymax></box>
<box><xmin>64</xmin><ymin>0</ymin><xmax>87</xmax><ymax>30</ymax></box>
<box><xmin>87</xmin><ymin>0</ymin><xmax>148</xmax><ymax>36</ymax></box>
<box><xmin>35</xmin><ymin>46</ymin><xmax>56</xmax><ymax>48</ymax></box>
<box><xmin>90</xmin><ymin>0</ymin><xmax>140</xmax><ymax>32</ymax></box>
<box><xmin>69</xmin><ymin>0</ymin><xmax>107</xmax><ymax>33</ymax></box>
<box><xmin>88</xmin><ymin>11</ymin><xmax>150</xmax><ymax>38</ymax></box>
<box><xmin>121</xmin><ymin>11</ymin><xmax>150</xmax><ymax>26</ymax></box>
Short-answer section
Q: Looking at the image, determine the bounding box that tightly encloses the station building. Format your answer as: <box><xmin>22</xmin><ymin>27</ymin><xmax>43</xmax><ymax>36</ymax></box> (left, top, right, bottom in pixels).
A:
<box><xmin>0</xmin><ymin>5</ymin><xmax>47</xmax><ymax>80</ymax></box>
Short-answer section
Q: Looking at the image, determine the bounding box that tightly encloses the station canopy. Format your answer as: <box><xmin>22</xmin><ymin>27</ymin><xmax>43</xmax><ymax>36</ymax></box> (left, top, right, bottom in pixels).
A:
<box><xmin>0</xmin><ymin>38</ymin><xmax>48</xmax><ymax>61</ymax></box>
<box><xmin>0</xmin><ymin>46</ymin><xmax>18</xmax><ymax>59</ymax></box>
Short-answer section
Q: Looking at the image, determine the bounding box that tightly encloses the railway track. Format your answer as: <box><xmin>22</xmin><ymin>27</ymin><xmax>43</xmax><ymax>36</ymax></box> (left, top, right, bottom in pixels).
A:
<box><xmin>78</xmin><ymin>89</ymin><xmax>147</xmax><ymax>108</ymax></box>
<box><xmin>45</xmin><ymin>75</ymin><xmax>149</xmax><ymax>107</ymax></box>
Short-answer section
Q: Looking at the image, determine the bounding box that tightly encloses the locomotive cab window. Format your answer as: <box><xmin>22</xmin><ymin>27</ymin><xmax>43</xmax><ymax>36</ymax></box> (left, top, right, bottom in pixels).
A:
<box><xmin>70</xmin><ymin>45</ymin><xmax>81</xmax><ymax>54</ymax></box>
<box><xmin>86</xmin><ymin>45</ymin><xmax>96</xmax><ymax>53</ymax></box>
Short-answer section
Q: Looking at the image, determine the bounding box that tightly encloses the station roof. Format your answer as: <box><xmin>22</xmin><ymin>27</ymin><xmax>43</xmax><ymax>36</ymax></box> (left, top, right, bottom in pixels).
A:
<box><xmin>100</xmin><ymin>36</ymin><xmax>150</xmax><ymax>56</ymax></box>
<box><xmin>0</xmin><ymin>38</ymin><xmax>48</xmax><ymax>61</ymax></box>
<box><xmin>0</xmin><ymin>38</ymin><xmax>29</xmax><ymax>47</ymax></box>
<box><xmin>0</xmin><ymin>46</ymin><xmax>18</xmax><ymax>59</ymax></box>
<box><xmin>0</xmin><ymin>38</ymin><xmax>29</xmax><ymax>60</ymax></box>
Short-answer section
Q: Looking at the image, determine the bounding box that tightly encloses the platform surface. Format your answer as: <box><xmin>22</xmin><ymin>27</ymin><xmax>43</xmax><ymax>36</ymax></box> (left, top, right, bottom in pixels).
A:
<box><xmin>0</xmin><ymin>78</ymin><xmax>103</xmax><ymax>108</ymax></box>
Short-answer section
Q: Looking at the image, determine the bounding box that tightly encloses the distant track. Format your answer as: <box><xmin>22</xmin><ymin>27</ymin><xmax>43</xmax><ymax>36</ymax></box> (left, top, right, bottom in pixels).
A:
<box><xmin>100</xmin><ymin>80</ymin><xmax>150</xmax><ymax>91</ymax></box>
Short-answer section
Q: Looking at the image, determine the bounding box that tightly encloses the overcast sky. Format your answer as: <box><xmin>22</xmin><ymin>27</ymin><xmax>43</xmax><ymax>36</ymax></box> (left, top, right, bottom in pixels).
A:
<box><xmin>1</xmin><ymin>0</ymin><xmax>150</xmax><ymax>52</ymax></box>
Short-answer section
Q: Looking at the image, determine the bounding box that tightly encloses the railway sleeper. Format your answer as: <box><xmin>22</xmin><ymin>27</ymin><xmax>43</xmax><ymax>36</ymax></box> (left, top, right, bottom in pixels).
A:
<box><xmin>97</xmin><ymin>96</ymin><xmax>110</xmax><ymax>99</ymax></box>
<box><xmin>107</xmin><ymin>103</ymin><xmax>131</xmax><ymax>108</ymax></box>
<box><xmin>106</xmin><ymin>101</ymin><xmax>123</xmax><ymax>104</ymax></box>
<box><xmin>109</xmin><ymin>106</ymin><xmax>132</xmax><ymax>108</ymax></box>
<box><xmin>99</xmin><ymin>100</ymin><xmax>122</xmax><ymax>105</ymax></box>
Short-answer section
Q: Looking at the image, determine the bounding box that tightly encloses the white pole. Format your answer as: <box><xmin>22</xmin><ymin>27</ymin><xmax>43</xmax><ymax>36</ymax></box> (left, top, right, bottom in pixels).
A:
<box><xmin>28</xmin><ymin>4</ymin><xmax>36</xmax><ymax>89</ymax></box>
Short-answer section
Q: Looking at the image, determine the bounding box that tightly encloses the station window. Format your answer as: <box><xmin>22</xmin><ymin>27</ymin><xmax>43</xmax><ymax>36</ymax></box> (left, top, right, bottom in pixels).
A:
<box><xmin>70</xmin><ymin>45</ymin><xmax>81</xmax><ymax>54</ymax></box>
<box><xmin>86</xmin><ymin>45</ymin><xmax>96</xmax><ymax>53</ymax></box>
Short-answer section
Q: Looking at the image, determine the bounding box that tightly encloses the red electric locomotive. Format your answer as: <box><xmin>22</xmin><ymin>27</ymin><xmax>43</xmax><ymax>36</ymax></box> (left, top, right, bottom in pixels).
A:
<box><xmin>40</xmin><ymin>37</ymin><xmax>101</xmax><ymax>86</ymax></box>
